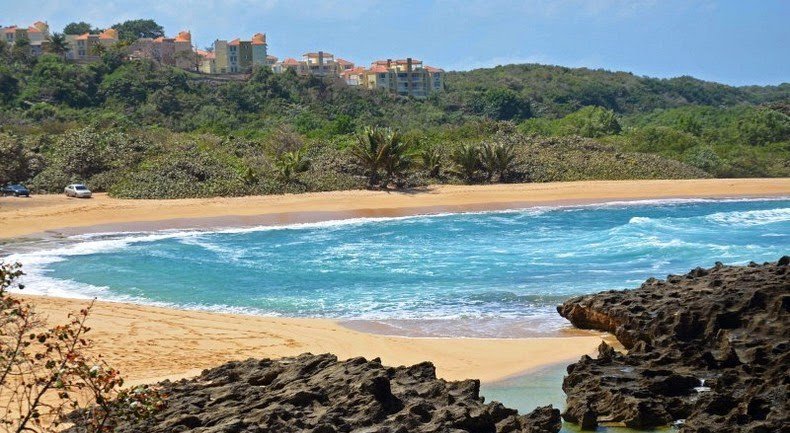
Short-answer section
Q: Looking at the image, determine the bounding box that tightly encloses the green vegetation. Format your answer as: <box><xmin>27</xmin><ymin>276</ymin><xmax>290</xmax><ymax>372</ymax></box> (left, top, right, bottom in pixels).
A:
<box><xmin>0</xmin><ymin>36</ymin><xmax>787</xmax><ymax>198</ymax></box>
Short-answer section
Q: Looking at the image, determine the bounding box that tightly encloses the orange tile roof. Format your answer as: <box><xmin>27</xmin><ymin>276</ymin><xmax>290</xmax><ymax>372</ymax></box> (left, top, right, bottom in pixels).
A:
<box><xmin>369</xmin><ymin>65</ymin><xmax>390</xmax><ymax>73</ymax></box>
<box><xmin>282</xmin><ymin>58</ymin><xmax>299</xmax><ymax>66</ymax></box>
<box><xmin>424</xmin><ymin>66</ymin><xmax>444</xmax><ymax>73</ymax></box>
<box><xmin>229</xmin><ymin>38</ymin><xmax>240</xmax><ymax>46</ymax></box>
<box><xmin>336</xmin><ymin>58</ymin><xmax>353</xmax><ymax>66</ymax></box>
<box><xmin>75</xmin><ymin>32</ymin><xmax>90</xmax><ymax>40</ymax></box>
<box><xmin>395</xmin><ymin>59</ymin><xmax>422</xmax><ymax>64</ymax></box>
<box><xmin>174</xmin><ymin>31</ymin><xmax>191</xmax><ymax>43</ymax></box>
<box><xmin>99</xmin><ymin>28</ymin><xmax>118</xmax><ymax>40</ymax></box>
<box><xmin>341</xmin><ymin>67</ymin><xmax>367</xmax><ymax>77</ymax></box>
<box><xmin>3</xmin><ymin>26</ymin><xmax>18</xmax><ymax>33</ymax></box>
<box><xmin>27</xmin><ymin>26</ymin><xmax>42</xmax><ymax>33</ymax></box>
<box><xmin>196</xmin><ymin>49</ymin><xmax>215</xmax><ymax>59</ymax></box>
<box><xmin>267</xmin><ymin>55</ymin><xmax>278</xmax><ymax>61</ymax></box>
<box><xmin>251</xmin><ymin>33</ymin><xmax>266</xmax><ymax>45</ymax></box>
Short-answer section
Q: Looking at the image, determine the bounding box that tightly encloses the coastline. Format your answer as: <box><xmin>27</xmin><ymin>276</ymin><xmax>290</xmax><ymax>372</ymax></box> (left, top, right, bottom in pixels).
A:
<box><xmin>2</xmin><ymin>178</ymin><xmax>789</xmax><ymax>241</ymax></box>
<box><xmin>17</xmin><ymin>294</ymin><xmax>609</xmax><ymax>385</ymax></box>
<box><xmin>2</xmin><ymin>179</ymin><xmax>788</xmax><ymax>388</ymax></box>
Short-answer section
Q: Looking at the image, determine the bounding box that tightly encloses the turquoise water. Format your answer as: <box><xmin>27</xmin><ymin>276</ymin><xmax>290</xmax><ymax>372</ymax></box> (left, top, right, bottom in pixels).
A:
<box><xmin>7</xmin><ymin>198</ymin><xmax>789</xmax><ymax>337</ymax></box>
<box><xmin>481</xmin><ymin>363</ymin><xmax>674</xmax><ymax>432</ymax></box>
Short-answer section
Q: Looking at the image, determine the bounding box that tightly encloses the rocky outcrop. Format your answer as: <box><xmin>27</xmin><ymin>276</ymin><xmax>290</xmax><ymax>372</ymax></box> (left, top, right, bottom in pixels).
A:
<box><xmin>558</xmin><ymin>257</ymin><xmax>789</xmax><ymax>432</ymax></box>
<box><xmin>110</xmin><ymin>353</ymin><xmax>561</xmax><ymax>433</ymax></box>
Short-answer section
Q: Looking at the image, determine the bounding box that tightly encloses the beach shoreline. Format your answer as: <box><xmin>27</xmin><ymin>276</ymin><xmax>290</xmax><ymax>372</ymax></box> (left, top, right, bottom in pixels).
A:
<box><xmin>2</xmin><ymin>179</ymin><xmax>789</xmax><ymax>241</ymax></box>
<box><xmin>2</xmin><ymin>179</ymin><xmax>788</xmax><ymax>388</ymax></box>
<box><xmin>15</xmin><ymin>294</ymin><xmax>610</xmax><ymax>386</ymax></box>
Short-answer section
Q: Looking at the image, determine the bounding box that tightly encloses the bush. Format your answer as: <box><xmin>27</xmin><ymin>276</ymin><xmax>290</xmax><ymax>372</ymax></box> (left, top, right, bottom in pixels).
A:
<box><xmin>0</xmin><ymin>262</ymin><xmax>164</xmax><ymax>431</ymax></box>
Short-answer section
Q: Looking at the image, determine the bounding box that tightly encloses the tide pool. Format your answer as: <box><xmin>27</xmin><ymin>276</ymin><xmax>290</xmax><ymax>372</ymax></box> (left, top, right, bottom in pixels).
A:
<box><xmin>7</xmin><ymin>198</ymin><xmax>789</xmax><ymax>337</ymax></box>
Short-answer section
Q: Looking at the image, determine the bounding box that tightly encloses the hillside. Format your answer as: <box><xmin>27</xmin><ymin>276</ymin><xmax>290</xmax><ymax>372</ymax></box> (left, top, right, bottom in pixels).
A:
<box><xmin>0</xmin><ymin>44</ymin><xmax>788</xmax><ymax>198</ymax></box>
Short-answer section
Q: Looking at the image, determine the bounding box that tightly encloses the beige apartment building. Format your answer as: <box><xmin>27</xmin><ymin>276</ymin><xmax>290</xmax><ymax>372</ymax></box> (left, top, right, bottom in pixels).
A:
<box><xmin>272</xmin><ymin>51</ymin><xmax>354</xmax><ymax>77</ymax></box>
<box><xmin>129</xmin><ymin>31</ymin><xmax>194</xmax><ymax>69</ymax></box>
<box><xmin>200</xmin><ymin>33</ymin><xmax>268</xmax><ymax>74</ymax></box>
<box><xmin>361</xmin><ymin>58</ymin><xmax>445</xmax><ymax>98</ymax></box>
<box><xmin>2</xmin><ymin>21</ymin><xmax>51</xmax><ymax>56</ymax></box>
<box><xmin>65</xmin><ymin>28</ymin><xmax>119</xmax><ymax>62</ymax></box>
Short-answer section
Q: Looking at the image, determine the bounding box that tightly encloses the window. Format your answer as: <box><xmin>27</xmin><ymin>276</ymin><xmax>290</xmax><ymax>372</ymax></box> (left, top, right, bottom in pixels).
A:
<box><xmin>379</xmin><ymin>73</ymin><xmax>386</xmax><ymax>78</ymax></box>
<box><xmin>78</xmin><ymin>50</ymin><xmax>85</xmax><ymax>56</ymax></box>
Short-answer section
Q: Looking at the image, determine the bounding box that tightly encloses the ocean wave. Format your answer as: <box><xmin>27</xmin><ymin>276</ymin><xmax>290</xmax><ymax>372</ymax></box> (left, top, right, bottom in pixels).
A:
<box><xmin>705</xmin><ymin>208</ymin><xmax>790</xmax><ymax>226</ymax></box>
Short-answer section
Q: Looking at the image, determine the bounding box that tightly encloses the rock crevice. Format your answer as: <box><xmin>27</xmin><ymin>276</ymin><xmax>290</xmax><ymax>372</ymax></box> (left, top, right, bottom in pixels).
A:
<box><xmin>108</xmin><ymin>353</ymin><xmax>562</xmax><ymax>433</ymax></box>
<box><xmin>558</xmin><ymin>257</ymin><xmax>789</xmax><ymax>432</ymax></box>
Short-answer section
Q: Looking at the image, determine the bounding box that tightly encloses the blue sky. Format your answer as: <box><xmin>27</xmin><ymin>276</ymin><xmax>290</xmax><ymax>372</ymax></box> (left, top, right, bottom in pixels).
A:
<box><xmin>1</xmin><ymin>0</ymin><xmax>787</xmax><ymax>85</ymax></box>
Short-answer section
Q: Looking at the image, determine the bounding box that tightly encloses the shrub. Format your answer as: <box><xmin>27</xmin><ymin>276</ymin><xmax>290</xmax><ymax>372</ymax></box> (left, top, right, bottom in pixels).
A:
<box><xmin>480</xmin><ymin>138</ymin><xmax>518</xmax><ymax>182</ymax></box>
<box><xmin>450</xmin><ymin>142</ymin><xmax>483</xmax><ymax>183</ymax></box>
<box><xmin>0</xmin><ymin>262</ymin><xmax>164</xmax><ymax>431</ymax></box>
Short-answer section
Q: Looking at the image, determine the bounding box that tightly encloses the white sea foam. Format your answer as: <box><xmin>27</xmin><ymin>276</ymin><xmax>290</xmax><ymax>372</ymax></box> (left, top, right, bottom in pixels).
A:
<box><xmin>2</xmin><ymin>196</ymin><xmax>787</xmax><ymax>328</ymax></box>
<box><xmin>705</xmin><ymin>208</ymin><xmax>790</xmax><ymax>226</ymax></box>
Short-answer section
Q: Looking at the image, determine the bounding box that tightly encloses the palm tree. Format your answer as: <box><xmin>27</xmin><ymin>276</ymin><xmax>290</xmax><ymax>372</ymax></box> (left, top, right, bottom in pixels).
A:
<box><xmin>450</xmin><ymin>142</ymin><xmax>482</xmax><ymax>183</ymax></box>
<box><xmin>350</xmin><ymin>127</ymin><xmax>415</xmax><ymax>189</ymax></box>
<box><xmin>350</xmin><ymin>127</ymin><xmax>392</xmax><ymax>188</ymax></box>
<box><xmin>46</xmin><ymin>33</ymin><xmax>69</xmax><ymax>60</ymax></box>
<box><xmin>274</xmin><ymin>147</ymin><xmax>311</xmax><ymax>183</ymax></box>
<box><xmin>480</xmin><ymin>140</ymin><xmax>517</xmax><ymax>182</ymax></box>
<box><xmin>420</xmin><ymin>146</ymin><xmax>442</xmax><ymax>178</ymax></box>
<box><xmin>382</xmin><ymin>134</ymin><xmax>415</xmax><ymax>188</ymax></box>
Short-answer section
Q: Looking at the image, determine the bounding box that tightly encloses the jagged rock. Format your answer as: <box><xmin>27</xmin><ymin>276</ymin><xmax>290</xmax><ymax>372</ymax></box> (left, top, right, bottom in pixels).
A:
<box><xmin>557</xmin><ymin>257</ymin><xmax>789</xmax><ymax>432</ymax></box>
<box><xmin>106</xmin><ymin>353</ymin><xmax>561</xmax><ymax>433</ymax></box>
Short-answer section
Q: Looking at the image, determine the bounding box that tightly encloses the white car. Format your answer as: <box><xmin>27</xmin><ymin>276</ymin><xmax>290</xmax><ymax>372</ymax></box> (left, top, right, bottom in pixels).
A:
<box><xmin>64</xmin><ymin>183</ymin><xmax>92</xmax><ymax>198</ymax></box>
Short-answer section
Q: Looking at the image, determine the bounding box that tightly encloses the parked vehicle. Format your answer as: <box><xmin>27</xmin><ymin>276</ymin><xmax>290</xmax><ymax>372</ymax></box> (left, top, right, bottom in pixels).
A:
<box><xmin>64</xmin><ymin>183</ymin><xmax>92</xmax><ymax>198</ymax></box>
<box><xmin>1</xmin><ymin>184</ymin><xmax>30</xmax><ymax>197</ymax></box>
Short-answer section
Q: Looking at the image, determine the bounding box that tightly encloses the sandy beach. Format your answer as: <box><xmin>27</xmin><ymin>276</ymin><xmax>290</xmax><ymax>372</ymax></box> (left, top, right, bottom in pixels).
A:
<box><xmin>2</xmin><ymin>178</ymin><xmax>788</xmax><ymax>240</ymax></box>
<box><xmin>2</xmin><ymin>179</ymin><xmax>788</xmax><ymax>387</ymax></box>
<box><xmin>19</xmin><ymin>295</ymin><xmax>608</xmax><ymax>385</ymax></box>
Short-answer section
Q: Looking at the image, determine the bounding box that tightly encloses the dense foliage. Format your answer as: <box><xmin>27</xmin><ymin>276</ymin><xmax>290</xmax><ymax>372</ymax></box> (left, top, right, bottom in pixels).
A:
<box><xmin>0</xmin><ymin>38</ymin><xmax>786</xmax><ymax>198</ymax></box>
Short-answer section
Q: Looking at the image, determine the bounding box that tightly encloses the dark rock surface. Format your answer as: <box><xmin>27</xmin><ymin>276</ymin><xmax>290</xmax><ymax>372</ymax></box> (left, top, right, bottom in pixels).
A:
<box><xmin>112</xmin><ymin>353</ymin><xmax>561</xmax><ymax>433</ymax></box>
<box><xmin>557</xmin><ymin>257</ymin><xmax>789</xmax><ymax>432</ymax></box>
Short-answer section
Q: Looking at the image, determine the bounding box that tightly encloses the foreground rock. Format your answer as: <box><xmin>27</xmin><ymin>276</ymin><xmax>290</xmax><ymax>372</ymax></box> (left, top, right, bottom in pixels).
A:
<box><xmin>558</xmin><ymin>257</ymin><xmax>789</xmax><ymax>432</ymax></box>
<box><xmin>110</xmin><ymin>353</ymin><xmax>561</xmax><ymax>433</ymax></box>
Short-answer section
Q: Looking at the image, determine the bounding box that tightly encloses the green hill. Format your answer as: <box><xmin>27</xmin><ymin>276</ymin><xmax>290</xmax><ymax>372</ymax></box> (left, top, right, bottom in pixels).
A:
<box><xmin>0</xmin><ymin>45</ymin><xmax>787</xmax><ymax>198</ymax></box>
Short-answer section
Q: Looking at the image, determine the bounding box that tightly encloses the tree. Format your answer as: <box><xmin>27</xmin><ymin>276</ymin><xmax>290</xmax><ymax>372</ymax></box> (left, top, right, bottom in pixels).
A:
<box><xmin>274</xmin><ymin>147</ymin><xmax>311</xmax><ymax>183</ymax></box>
<box><xmin>0</xmin><ymin>65</ymin><xmax>18</xmax><ymax>105</ymax></box>
<box><xmin>350</xmin><ymin>127</ymin><xmax>414</xmax><ymax>189</ymax></box>
<box><xmin>472</xmin><ymin>88</ymin><xmax>531</xmax><ymax>121</ymax></box>
<box><xmin>63</xmin><ymin>21</ymin><xmax>96</xmax><ymax>35</ymax></box>
<box><xmin>10</xmin><ymin>36</ymin><xmax>32</xmax><ymax>64</ymax></box>
<box><xmin>450</xmin><ymin>142</ymin><xmax>483</xmax><ymax>183</ymax></box>
<box><xmin>561</xmin><ymin>106</ymin><xmax>621</xmax><ymax>137</ymax></box>
<box><xmin>46</xmin><ymin>32</ymin><xmax>69</xmax><ymax>59</ymax></box>
<box><xmin>0</xmin><ymin>262</ymin><xmax>164</xmax><ymax>432</ymax></box>
<box><xmin>420</xmin><ymin>146</ymin><xmax>442</xmax><ymax>178</ymax></box>
<box><xmin>0</xmin><ymin>133</ymin><xmax>35</xmax><ymax>184</ymax></box>
<box><xmin>18</xmin><ymin>55</ymin><xmax>98</xmax><ymax>108</ymax></box>
<box><xmin>480</xmin><ymin>139</ymin><xmax>517</xmax><ymax>182</ymax></box>
<box><xmin>111</xmin><ymin>19</ymin><xmax>165</xmax><ymax>42</ymax></box>
<box><xmin>737</xmin><ymin>107</ymin><xmax>790</xmax><ymax>146</ymax></box>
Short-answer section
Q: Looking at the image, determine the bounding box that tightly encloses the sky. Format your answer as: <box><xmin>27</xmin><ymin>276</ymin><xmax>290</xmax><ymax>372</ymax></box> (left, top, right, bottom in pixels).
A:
<box><xmin>1</xmin><ymin>0</ymin><xmax>788</xmax><ymax>86</ymax></box>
